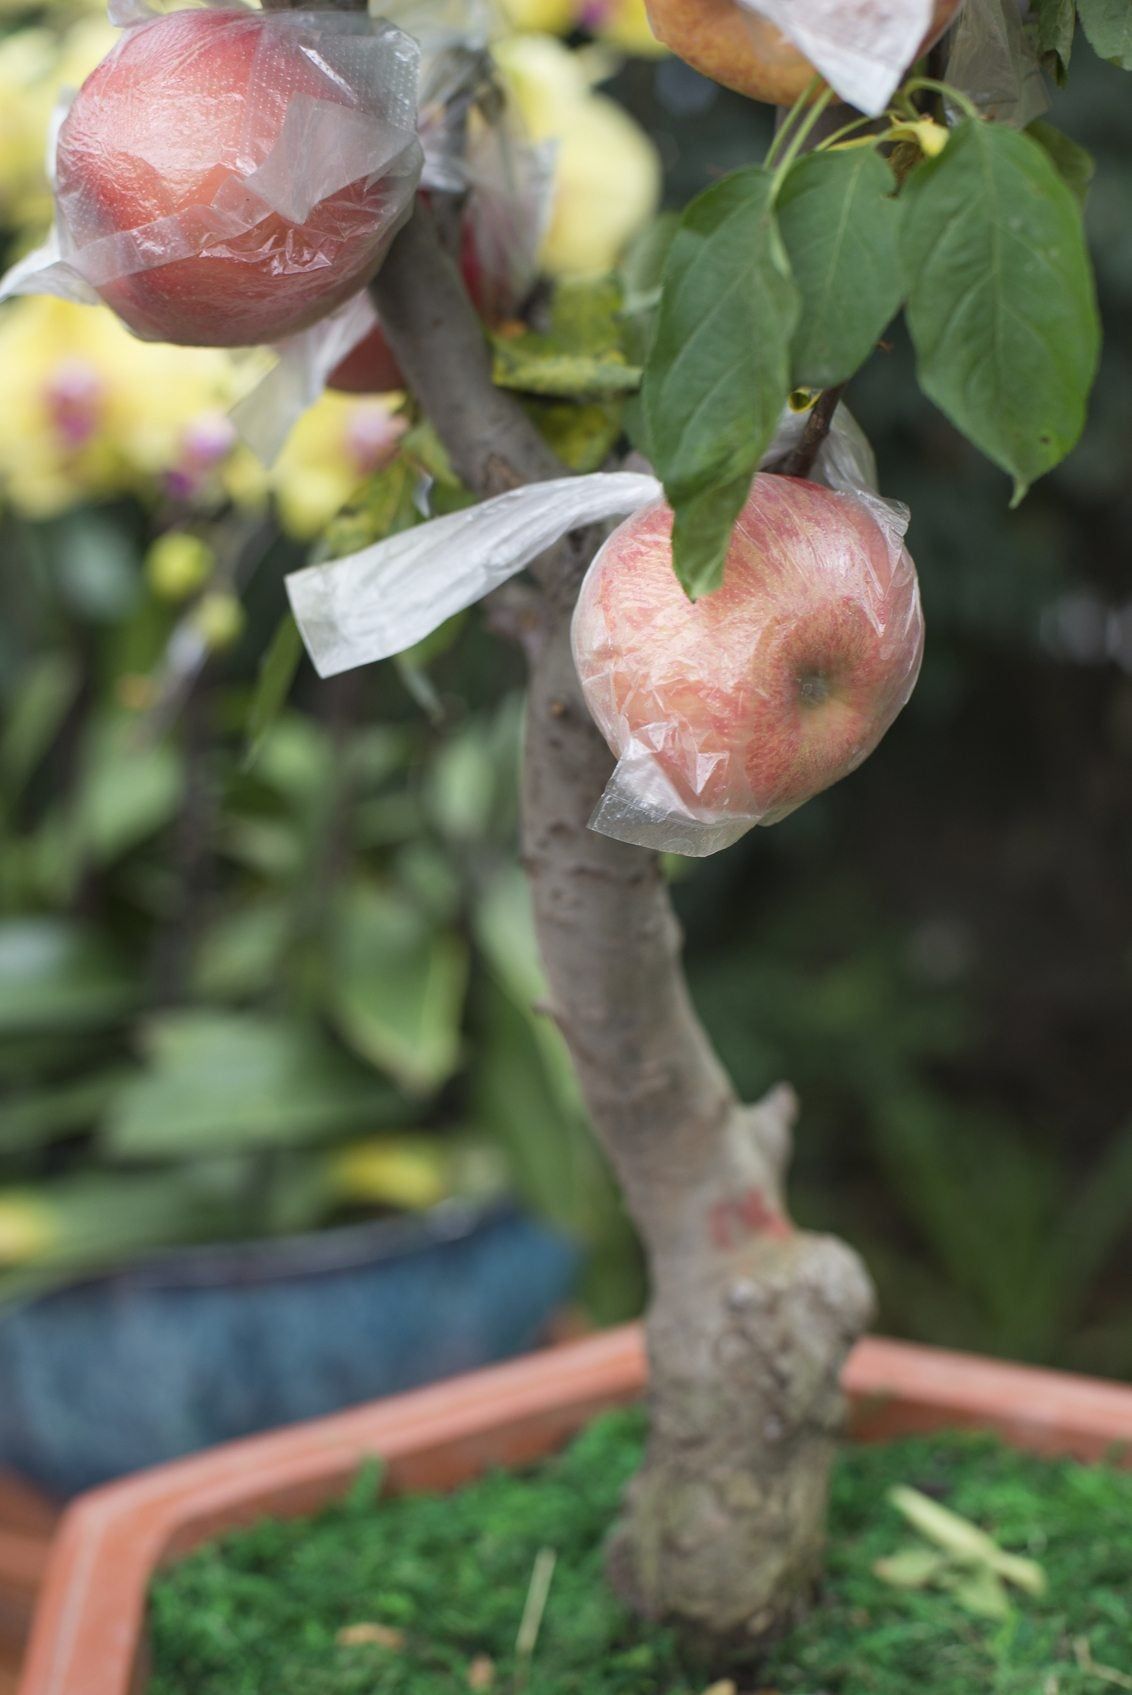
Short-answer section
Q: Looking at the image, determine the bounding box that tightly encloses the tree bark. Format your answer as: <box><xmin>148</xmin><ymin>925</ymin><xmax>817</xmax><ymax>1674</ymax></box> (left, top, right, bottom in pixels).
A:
<box><xmin>373</xmin><ymin>204</ymin><xmax>875</xmax><ymax>1659</ymax></box>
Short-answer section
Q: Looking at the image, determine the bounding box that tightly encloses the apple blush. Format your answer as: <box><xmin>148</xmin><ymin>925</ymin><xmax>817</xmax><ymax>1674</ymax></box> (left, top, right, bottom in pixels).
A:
<box><xmin>55</xmin><ymin>7</ymin><xmax>418</xmax><ymax>348</ymax></box>
<box><xmin>571</xmin><ymin>474</ymin><xmax>924</xmax><ymax>839</ymax></box>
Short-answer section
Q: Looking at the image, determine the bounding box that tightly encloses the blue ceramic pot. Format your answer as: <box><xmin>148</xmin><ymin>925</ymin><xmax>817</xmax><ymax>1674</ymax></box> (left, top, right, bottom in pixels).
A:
<box><xmin>0</xmin><ymin>1201</ymin><xmax>578</xmax><ymax>1496</ymax></box>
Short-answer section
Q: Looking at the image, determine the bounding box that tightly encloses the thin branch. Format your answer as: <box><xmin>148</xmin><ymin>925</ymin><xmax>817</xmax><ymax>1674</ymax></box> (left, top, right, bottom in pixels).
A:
<box><xmin>772</xmin><ymin>384</ymin><xmax>846</xmax><ymax>480</ymax></box>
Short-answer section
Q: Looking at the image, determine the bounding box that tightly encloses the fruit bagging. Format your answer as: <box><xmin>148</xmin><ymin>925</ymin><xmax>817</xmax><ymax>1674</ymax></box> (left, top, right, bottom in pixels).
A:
<box><xmin>0</xmin><ymin>0</ymin><xmax>423</xmax><ymax>347</ymax></box>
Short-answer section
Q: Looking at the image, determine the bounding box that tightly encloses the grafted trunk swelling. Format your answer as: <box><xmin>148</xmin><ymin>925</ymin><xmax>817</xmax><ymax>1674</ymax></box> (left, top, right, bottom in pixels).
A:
<box><xmin>373</xmin><ymin>202</ymin><xmax>876</xmax><ymax>1657</ymax></box>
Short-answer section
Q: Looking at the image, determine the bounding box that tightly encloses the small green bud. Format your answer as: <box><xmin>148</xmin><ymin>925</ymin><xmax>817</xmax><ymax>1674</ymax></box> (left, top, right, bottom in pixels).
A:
<box><xmin>193</xmin><ymin>591</ymin><xmax>245</xmax><ymax>651</ymax></box>
<box><xmin>146</xmin><ymin>532</ymin><xmax>215</xmax><ymax>601</ymax></box>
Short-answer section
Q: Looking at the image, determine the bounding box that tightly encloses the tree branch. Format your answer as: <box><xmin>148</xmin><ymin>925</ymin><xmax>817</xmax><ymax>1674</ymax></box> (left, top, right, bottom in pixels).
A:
<box><xmin>771</xmin><ymin>382</ymin><xmax>847</xmax><ymax>479</ymax></box>
<box><xmin>372</xmin><ymin>194</ymin><xmax>874</xmax><ymax>1656</ymax></box>
<box><xmin>370</xmin><ymin>206</ymin><xmax>561</xmax><ymax>498</ymax></box>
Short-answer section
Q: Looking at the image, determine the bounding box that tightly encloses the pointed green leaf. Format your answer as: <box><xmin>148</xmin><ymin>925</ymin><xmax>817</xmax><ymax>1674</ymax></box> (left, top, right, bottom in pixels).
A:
<box><xmin>1032</xmin><ymin>0</ymin><xmax>1075</xmax><ymax>78</ymax></box>
<box><xmin>642</xmin><ymin>167</ymin><xmax>798</xmax><ymax>597</ymax></box>
<box><xmin>0</xmin><ymin>919</ymin><xmax>137</xmax><ymax>1034</ymax></box>
<box><xmin>1077</xmin><ymin>0</ymin><xmax>1132</xmax><ymax>67</ymax></box>
<box><xmin>776</xmin><ymin>147</ymin><xmax>903</xmax><ymax>389</ymax></box>
<box><xmin>244</xmin><ymin>614</ymin><xmax>303</xmax><ymax>770</ymax></box>
<box><xmin>1026</xmin><ymin>121</ymin><xmax>1095</xmax><ymax>209</ymax></box>
<box><xmin>106</xmin><ymin>1013</ymin><xmax>401</xmax><ymax>1158</ymax></box>
<box><xmin>330</xmin><ymin>886</ymin><xmax>468</xmax><ymax>1096</ymax></box>
<box><xmin>901</xmin><ymin>120</ymin><xmax>1100</xmax><ymax>500</ymax></box>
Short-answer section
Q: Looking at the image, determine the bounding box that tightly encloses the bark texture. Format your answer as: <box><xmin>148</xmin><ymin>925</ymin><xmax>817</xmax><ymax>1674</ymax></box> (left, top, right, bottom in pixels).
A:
<box><xmin>373</xmin><ymin>204</ymin><xmax>875</xmax><ymax>1657</ymax></box>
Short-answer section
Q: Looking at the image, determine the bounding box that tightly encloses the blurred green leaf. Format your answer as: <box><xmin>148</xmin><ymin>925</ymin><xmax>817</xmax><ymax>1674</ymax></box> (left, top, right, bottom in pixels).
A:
<box><xmin>51</xmin><ymin>512</ymin><xmax>140</xmax><ymax>623</ymax></box>
<box><xmin>1</xmin><ymin>1069</ymin><xmax>132</xmax><ymax>1154</ymax></box>
<box><xmin>244</xmin><ymin>614</ymin><xmax>303</xmax><ymax>771</ymax></box>
<box><xmin>1032</xmin><ymin>0</ymin><xmax>1075</xmax><ymax>78</ymax></box>
<box><xmin>0</xmin><ymin>653</ymin><xmax>81</xmax><ymax>800</ymax></box>
<box><xmin>105</xmin><ymin>1012</ymin><xmax>402</xmax><ymax>1159</ymax></box>
<box><xmin>329</xmin><ymin>884</ymin><xmax>468</xmax><ymax>1096</ymax></box>
<box><xmin>192</xmin><ymin>901</ymin><xmax>292</xmax><ymax>1000</ymax></box>
<box><xmin>0</xmin><ymin>919</ymin><xmax>136</xmax><ymax>1035</ymax></box>
<box><xmin>1076</xmin><ymin>0</ymin><xmax>1132</xmax><ymax>68</ymax></box>
<box><xmin>1026</xmin><ymin>120</ymin><xmax>1095</xmax><ymax>208</ymax></box>
<box><xmin>77</xmin><ymin>715</ymin><xmax>183</xmax><ymax>865</ymax></box>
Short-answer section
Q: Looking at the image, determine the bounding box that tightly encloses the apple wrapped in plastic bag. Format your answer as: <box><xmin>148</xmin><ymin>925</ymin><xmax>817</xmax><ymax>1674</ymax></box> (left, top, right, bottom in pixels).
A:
<box><xmin>286</xmin><ymin>405</ymin><xmax>925</xmax><ymax>858</ymax></box>
<box><xmin>233</xmin><ymin>95</ymin><xmax>553</xmax><ymax>462</ymax></box>
<box><xmin>0</xmin><ymin>0</ymin><xmax>423</xmax><ymax>349</ymax></box>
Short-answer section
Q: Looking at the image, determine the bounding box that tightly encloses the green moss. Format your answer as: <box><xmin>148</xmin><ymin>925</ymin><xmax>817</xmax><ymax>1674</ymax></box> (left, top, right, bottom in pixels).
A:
<box><xmin>148</xmin><ymin>1416</ymin><xmax>1132</xmax><ymax>1695</ymax></box>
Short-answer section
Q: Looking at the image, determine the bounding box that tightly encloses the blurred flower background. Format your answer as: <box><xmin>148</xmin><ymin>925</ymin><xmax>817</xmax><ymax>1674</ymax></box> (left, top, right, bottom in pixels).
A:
<box><xmin>0</xmin><ymin>0</ymin><xmax>1131</xmax><ymax>1512</ymax></box>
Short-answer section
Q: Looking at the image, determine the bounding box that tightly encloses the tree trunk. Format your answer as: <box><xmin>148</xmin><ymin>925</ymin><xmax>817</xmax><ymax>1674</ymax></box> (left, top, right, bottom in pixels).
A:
<box><xmin>373</xmin><ymin>204</ymin><xmax>875</xmax><ymax>1659</ymax></box>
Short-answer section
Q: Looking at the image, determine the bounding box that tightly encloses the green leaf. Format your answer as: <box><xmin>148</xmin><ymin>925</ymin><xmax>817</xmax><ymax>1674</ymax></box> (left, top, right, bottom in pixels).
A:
<box><xmin>0</xmin><ymin>919</ymin><xmax>136</xmax><ymax>1035</ymax></box>
<box><xmin>105</xmin><ymin>1013</ymin><xmax>402</xmax><ymax>1159</ymax></box>
<box><xmin>776</xmin><ymin>147</ymin><xmax>903</xmax><ymax>389</ymax></box>
<box><xmin>77</xmin><ymin>714</ymin><xmax>182</xmax><ymax>865</ymax></box>
<box><xmin>329</xmin><ymin>885</ymin><xmax>468</xmax><ymax>1096</ymax></box>
<box><xmin>1077</xmin><ymin>0</ymin><xmax>1132</xmax><ymax>66</ymax></box>
<box><xmin>492</xmin><ymin>342</ymin><xmax>639</xmax><ymax>399</ymax></box>
<box><xmin>244</xmin><ymin>614</ymin><xmax>303</xmax><ymax>771</ymax></box>
<box><xmin>641</xmin><ymin>167</ymin><xmax>798</xmax><ymax>597</ymax></box>
<box><xmin>0</xmin><ymin>654</ymin><xmax>81</xmax><ymax>800</ymax></box>
<box><xmin>1032</xmin><ymin>0</ymin><xmax>1075</xmax><ymax>77</ymax></box>
<box><xmin>901</xmin><ymin>120</ymin><xmax>1100</xmax><ymax>501</ymax></box>
<box><xmin>0</xmin><ymin>1070</ymin><xmax>132</xmax><ymax>1154</ymax></box>
<box><xmin>1026</xmin><ymin>120</ymin><xmax>1095</xmax><ymax>208</ymax></box>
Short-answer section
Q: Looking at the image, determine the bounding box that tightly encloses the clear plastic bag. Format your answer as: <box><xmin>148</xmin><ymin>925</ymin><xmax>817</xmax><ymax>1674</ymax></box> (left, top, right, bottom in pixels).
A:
<box><xmin>285</xmin><ymin>405</ymin><xmax>924</xmax><ymax>859</ymax></box>
<box><xmin>233</xmin><ymin>42</ymin><xmax>553</xmax><ymax>463</ymax></box>
<box><xmin>572</xmin><ymin>473</ymin><xmax>923</xmax><ymax>856</ymax></box>
<box><xmin>0</xmin><ymin>1</ymin><xmax>423</xmax><ymax>349</ymax></box>
<box><xmin>944</xmin><ymin>0</ymin><xmax>1048</xmax><ymax>127</ymax></box>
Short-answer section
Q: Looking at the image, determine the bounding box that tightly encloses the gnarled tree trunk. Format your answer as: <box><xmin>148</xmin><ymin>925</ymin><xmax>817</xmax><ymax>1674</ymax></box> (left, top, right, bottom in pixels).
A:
<box><xmin>373</xmin><ymin>205</ymin><xmax>875</xmax><ymax>1657</ymax></box>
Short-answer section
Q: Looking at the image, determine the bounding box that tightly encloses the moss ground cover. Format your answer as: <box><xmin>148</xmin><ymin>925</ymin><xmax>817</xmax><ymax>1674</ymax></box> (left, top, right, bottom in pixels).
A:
<box><xmin>148</xmin><ymin>1413</ymin><xmax>1132</xmax><ymax>1695</ymax></box>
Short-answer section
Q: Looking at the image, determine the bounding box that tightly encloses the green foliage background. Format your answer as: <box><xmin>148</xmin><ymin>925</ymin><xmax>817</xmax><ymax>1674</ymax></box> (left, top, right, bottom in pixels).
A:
<box><xmin>1</xmin><ymin>23</ymin><xmax>1130</xmax><ymax>1375</ymax></box>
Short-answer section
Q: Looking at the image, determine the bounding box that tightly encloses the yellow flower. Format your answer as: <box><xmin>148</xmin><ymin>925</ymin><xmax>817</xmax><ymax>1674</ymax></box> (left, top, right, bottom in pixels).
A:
<box><xmin>584</xmin><ymin>0</ymin><xmax>667</xmax><ymax>55</ymax></box>
<box><xmin>497</xmin><ymin>0</ymin><xmax>576</xmax><ymax>32</ymax></box>
<box><xmin>0</xmin><ymin>14</ymin><xmax>117</xmax><ymax>234</ymax></box>
<box><xmin>0</xmin><ymin>295</ymin><xmax>243</xmax><ymax>516</ymax></box>
<box><xmin>271</xmin><ymin>392</ymin><xmax>407</xmax><ymax>539</ymax></box>
<box><xmin>493</xmin><ymin>34</ymin><xmax>661</xmax><ymax>277</ymax></box>
<box><xmin>0</xmin><ymin>1193</ymin><xmax>55</xmax><ymax>1266</ymax></box>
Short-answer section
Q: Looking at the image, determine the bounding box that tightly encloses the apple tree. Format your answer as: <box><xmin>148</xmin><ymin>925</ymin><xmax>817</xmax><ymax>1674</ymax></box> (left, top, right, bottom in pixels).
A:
<box><xmin>7</xmin><ymin>0</ymin><xmax>1115</xmax><ymax>1662</ymax></box>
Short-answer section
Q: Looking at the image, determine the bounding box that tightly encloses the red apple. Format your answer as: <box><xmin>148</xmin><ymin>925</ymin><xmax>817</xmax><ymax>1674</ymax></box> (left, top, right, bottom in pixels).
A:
<box><xmin>55</xmin><ymin>8</ymin><xmax>417</xmax><ymax>348</ymax></box>
<box><xmin>644</xmin><ymin>0</ymin><xmax>963</xmax><ymax>106</ymax></box>
<box><xmin>572</xmin><ymin>474</ymin><xmax>924</xmax><ymax>826</ymax></box>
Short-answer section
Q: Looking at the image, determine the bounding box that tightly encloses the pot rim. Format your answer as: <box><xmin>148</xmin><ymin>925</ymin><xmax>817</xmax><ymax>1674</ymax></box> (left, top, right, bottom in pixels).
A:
<box><xmin>1</xmin><ymin>1197</ymin><xmax>523</xmax><ymax>1310</ymax></box>
<box><xmin>17</xmin><ymin>1327</ymin><xmax>1132</xmax><ymax>1695</ymax></box>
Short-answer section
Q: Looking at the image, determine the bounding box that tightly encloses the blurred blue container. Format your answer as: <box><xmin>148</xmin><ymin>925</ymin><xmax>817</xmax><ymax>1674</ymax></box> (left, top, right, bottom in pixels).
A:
<box><xmin>0</xmin><ymin>1201</ymin><xmax>578</xmax><ymax>1497</ymax></box>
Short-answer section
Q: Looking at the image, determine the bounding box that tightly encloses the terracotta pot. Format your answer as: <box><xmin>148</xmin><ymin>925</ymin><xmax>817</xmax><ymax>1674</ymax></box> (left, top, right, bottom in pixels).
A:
<box><xmin>18</xmin><ymin>1327</ymin><xmax>1132</xmax><ymax>1695</ymax></box>
<box><xmin>0</xmin><ymin>1475</ymin><xmax>57</xmax><ymax>1692</ymax></box>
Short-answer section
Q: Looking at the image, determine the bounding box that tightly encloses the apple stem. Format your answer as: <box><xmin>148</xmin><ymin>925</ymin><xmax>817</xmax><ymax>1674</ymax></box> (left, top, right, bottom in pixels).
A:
<box><xmin>771</xmin><ymin>382</ymin><xmax>847</xmax><ymax>480</ymax></box>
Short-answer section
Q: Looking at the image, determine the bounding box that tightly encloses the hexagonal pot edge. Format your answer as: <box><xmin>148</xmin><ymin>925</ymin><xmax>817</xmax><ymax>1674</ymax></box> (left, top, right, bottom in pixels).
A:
<box><xmin>18</xmin><ymin>1327</ymin><xmax>1132</xmax><ymax>1695</ymax></box>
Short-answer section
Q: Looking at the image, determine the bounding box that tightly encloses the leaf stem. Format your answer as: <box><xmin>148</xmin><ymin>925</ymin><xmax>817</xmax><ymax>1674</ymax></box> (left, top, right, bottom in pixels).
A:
<box><xmin>901</xmin><ymin>75</ymin><xmax>979</xmax><ymax>122</ymax></box>
<box><xmin>769</xmin><ymin>384</ymin><xmax>847</xmax><ymax>479</ymax></box>
<box><xmin>770</xmin><ymin>87</ymin><xmax>837</xmax><ymax>195</ymax></box>
<box><xmin>764</xmin><ymin>75</ymin><xmax>825</xmax><ymax>170</ymax></box>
